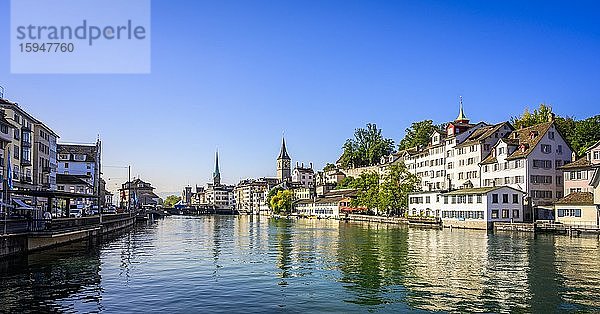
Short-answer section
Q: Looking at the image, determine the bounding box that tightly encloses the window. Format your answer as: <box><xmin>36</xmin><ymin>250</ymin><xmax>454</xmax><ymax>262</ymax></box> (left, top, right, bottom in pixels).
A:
<box><xmin>492</xmin><ymin>194</ymin><xmax>499</xmax><ymax>203</ymax></box>
<box><xmin>541</xmin><ymin>144</ymin><xmax>552</xmax><ymax>154</ymax></box>
<box><xmin>502</xmin><ymin>209</ymin><xmax>509</xmax><ymax>218</ymax></box>
<box><xmin>14</xmin><ymin>145</ymin><xmax>19</xmax><ymax>159</ymax></box>
<box><xmin>502</xmin><ymin>194</ymin><xmax>509</xmax><ymax>203</ymax></box>
<box><xmin>477</xmin><ymin>195</ymin><xmax>482</xmax><ymax>203</ymax></box>
<box><xmin>512</xmin><ymin>194</ymin><xmax>519</xmax><ymax>204</ymax></box>
<box><xmin>557</xmin><ymin>208</ymin><xmax>582</xmax><ymax>217</ymax></box>
<box><xmin>14</xmin><ymin>129</ymin><xmax>20</xmax><ymax>140</ymax></box>
<box><xmin>58</xmin><ymin>185</ymin><xmax>65</xmax><ymax>191</ymax></box>
<box><xmin>557</xmin><ymin>145</ymin><xmax>563</xmax><ymax>154</ymax></box>
<box><xmin>594</xmin><ymin>151</ymin><xmax>600</xmax><ymax>160</ymax></box>
<box><xmin>491</xmin><ymin>210</ymin><xmax>499</xmax><ymax>219</ymax></box>
<box><xmin>468</xmin><ymin>195</ymin><xmax>473</xmax><ymax>204</ymax></box>
<box><xmin>0</xmin><ymin>124</ymin><xmax>7</xmax><ymax>134</ymax></box>
<box><xmin>549</xmin><ymin>132</ymin><xmax>555</xmax><ymax>139</ymax></box>
<box><xmin>65</xmin><ymin>162</ymin><xmax>69</xmax><ymax>168</ymax></box>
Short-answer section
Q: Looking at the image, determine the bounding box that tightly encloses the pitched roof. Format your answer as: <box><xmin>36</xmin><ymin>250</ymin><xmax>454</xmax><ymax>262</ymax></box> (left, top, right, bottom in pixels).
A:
<box><xmin>505</xmin><ymin>122</ymin><xmax>553</xmax><ymax>160</ymax></box>
<box><xmin>278</xmin><ymin>137</ymin><xmax>290</xmax><ymax>160</ymax></box>
<box><xmin>58</xmin><ymin>143</ymin><xmax>98</xmax><ymax>162</ymax></box>
<box><xmin>559</xmin><ymin>157</ymin><xmax>591</xmax><ymax>170</ymax></box>
<box><xmin>554</xmin><ymin>192</ymin><xmax>594</xmax><ymax>206</ymax></box>
<box><xmin>443</xmin><ymin>186</ymin><xmax>524</xmax><ymax>195</ymax></box>
<box><xmin>455</xmin><ymin>122</ymin><xmax>513</xmax><ymax>148</ymax></box>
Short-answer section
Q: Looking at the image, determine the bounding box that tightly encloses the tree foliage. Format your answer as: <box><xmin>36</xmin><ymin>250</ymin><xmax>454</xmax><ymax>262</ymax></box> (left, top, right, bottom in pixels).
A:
<box><xmin>323</xmin><ymin>163</ymin><xmax>336</xmax><ymax>172</ymax></box>
<box><xmin>335</xmin><ymin>176</ymin><xmax>355</xmax><ymax>189</ymax></box>
<box><xmin>348</xmin><ymin>162</ymin><xmax>420</xmax><ymax>215</ymax></box>
<box><xmin>512</xmin><ymin>104</ymin><xmax>600</xmax><ymax>157</ymax></box>
<box><xmin>163</xmin><ymin>195</ymin><xmax>181</xmax><ymax>208</ymax></box>
<box><xmin>339</xmin><ymin>123</ymin><xmax>395</xmax><ymax>169</ymax></box>
<box><xmin>269</xmin><ymin>190</ymin><xmax>293</xmax><ymax>215</ymax></box>
<box><xmin>398</xmin><ymin>120</ymin><xmax>446</xmax><ymax>151</ymax></box>
<box><xmin>510</xmin><ymin>103</ymin><xmax>554</xmax><ymax>129</ymax></box>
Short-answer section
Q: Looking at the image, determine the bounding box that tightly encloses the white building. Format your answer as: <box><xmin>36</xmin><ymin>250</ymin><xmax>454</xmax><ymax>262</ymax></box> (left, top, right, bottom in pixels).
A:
<box><xmin>292</xmin><ymin>162</ymin><xmax>315</xmax><ymax>188</ymax></box>
<box><xmin>481</xmin><ymin>120</ymin><xmax>572</xmax><ymax>218</ymax></box>
<box><xmin>57</xmin><ymin>141</ymin><xmax>101</xmax><ymax>196</ymax></box>
<box><xmin>408</xmin><ymin>186</ymin><xmax>525</xmax><ymax>229</ymax></box>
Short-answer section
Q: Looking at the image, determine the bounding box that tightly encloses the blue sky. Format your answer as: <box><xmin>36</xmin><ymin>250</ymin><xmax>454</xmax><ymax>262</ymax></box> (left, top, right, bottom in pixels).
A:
<box><xmin>1</xmin><ymin>0</ymin><xmax>599</xmax><ymax>195</ymax></box>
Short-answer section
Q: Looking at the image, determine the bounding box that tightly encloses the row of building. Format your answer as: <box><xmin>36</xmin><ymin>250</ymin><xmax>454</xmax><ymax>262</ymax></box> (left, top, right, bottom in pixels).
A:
<box><xmin>179</xmin><ymin>100</ymin><xmax>600</xmax><ymax>229</ymax></box>
<box><xmin>404</xmin><ymin>103</ymin><xmax>600</xmax><ymax>229</ymax></box>
<box><xmin>0</xmin><ymin>96</ymin><xmax>111</xmax><ymax>213</ymax></box>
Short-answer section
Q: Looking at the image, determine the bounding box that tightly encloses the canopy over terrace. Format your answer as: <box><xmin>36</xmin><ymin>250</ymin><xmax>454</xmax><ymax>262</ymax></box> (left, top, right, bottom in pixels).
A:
<box><xmin>8</xmin><ymin>190</ymin><xmax>98</xmax><ymax>212</ymax></box>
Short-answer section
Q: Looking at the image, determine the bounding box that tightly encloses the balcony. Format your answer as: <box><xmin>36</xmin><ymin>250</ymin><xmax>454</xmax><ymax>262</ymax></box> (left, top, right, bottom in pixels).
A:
<box><xmin>21</xmin><ymin>139</ymin><xmax>31</xmax><ymax>147</ymax></box>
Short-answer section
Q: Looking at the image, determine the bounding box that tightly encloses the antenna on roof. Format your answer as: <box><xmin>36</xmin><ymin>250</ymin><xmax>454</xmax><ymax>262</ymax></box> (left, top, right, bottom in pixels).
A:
<box><xmin>0</xmin><ymin>85</ymin><xmax>5</xmax><ymax>98</ymax></box>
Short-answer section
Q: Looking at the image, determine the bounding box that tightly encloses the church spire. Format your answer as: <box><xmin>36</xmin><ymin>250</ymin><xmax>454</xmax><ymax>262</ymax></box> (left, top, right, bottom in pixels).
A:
<box><xmin>278</xmin><ymin>136</ymin><xmax>290</xmax><ymax>160</ymax></box>
<box><xmin>456</xmin><ymin>96</ymin><xmax>469</xmax><ymax>123</ymax></box>
<box><xmin>213</xmin><ymin>150</ymin><xmax>221</xmax><ymax>186</ymax></box>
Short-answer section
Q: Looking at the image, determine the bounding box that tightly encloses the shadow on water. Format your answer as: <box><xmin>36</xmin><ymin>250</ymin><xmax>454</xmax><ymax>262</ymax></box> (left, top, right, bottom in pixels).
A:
<box><xmin>0</xmin><ymin>239</ymin><xmax>103</xmax><ymax>313</ymax></box>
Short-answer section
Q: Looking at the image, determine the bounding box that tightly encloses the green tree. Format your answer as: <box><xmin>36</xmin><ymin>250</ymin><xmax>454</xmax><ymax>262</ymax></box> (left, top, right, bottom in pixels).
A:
<box><xmin>323</xmin><ymin>163</ymin><xmax>336</xmax><ymax>172</ymax></box>
<box><xmin>569</xmin><ymin>115</ymin><xmax>600</xmax><ymax>156</ymax></box>
<box><xmin>398</xmin><ymin>120</ymin><xmax>445</xmax><ymax>151</ymax></box>
<box><xmin>339</xmin><ymin>123</ymin><xmax>395</xmax><ymax>169</ymax></box>
<box><xmin>377</xmin><ymin>163</ymin><xmax>421</xmax><ymax>216</ymax></box>
<box><xmin>270</xmin><ymin>190</ymin><xmax>293</xmax><ymax>215</ymax></box>
<box><xmin>512</xmin><ymin>104</ymin><xmax>600</xmax><ymax>157</ymax></box>
<box><xmin>163</xmin><ymin>195</ymin><xmax>181</xmax><ymax>208</ymax></box>
<box><xmin>349</xmin><ymin>171</ymin><xmax>381</xmax><ymax>212</ymax></box>
<box><xmin>336</xmin><ymin>176</ymin><xmax>355</xmax><ymax>189</ymax></box>
<box><xmin>510</xmin><ymin>103</ymin><xmax>554</xmax><ymax>129</ymax></box>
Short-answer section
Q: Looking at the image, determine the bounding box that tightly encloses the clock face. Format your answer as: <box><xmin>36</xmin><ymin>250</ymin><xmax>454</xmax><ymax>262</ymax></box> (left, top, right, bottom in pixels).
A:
<box><xmin>284</xmin><ymin>160</ymin><xmax>290</xmax><ymax>168</ymax></box>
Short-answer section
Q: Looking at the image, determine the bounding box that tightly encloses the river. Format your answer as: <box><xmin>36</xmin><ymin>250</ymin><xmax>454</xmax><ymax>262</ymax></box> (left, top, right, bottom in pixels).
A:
<box><xmin>1</xmin><ymin>215</ymin><xmax>599</xmax><ymax>313</ymax></box>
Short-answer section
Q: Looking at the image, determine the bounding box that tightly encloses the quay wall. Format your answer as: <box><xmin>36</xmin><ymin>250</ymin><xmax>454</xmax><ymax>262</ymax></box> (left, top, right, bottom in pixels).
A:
<box><xmin>345</xmin><ymin>214</ymin><xmax>408</xmax><ymax>224</ymax></box>
<box><xmin>1</xmin><ymin>214</ymin><xmax>135</xmax><ymax>259</ymax></box>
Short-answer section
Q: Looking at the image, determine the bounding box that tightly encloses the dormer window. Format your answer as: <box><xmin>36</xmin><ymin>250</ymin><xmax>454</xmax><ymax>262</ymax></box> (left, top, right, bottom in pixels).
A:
<box><xmin>529</xmin><ymin>131</ymin><xmax>538</xmax><ymax>139</ymax></box>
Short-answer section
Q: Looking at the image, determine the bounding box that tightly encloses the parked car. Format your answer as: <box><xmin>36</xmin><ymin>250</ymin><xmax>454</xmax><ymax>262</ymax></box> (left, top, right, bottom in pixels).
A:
<box><xmin>86</xmin><ymin>206</ymin><xmax>99</xmax><ymax>216</ymax></box>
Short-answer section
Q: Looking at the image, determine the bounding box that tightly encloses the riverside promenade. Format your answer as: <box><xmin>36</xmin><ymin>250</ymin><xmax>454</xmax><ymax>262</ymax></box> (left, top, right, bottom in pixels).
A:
<box><xmin>0</xmin><ymin>213</ymin><xmax>135</xmax><ymax>258</ymax></box>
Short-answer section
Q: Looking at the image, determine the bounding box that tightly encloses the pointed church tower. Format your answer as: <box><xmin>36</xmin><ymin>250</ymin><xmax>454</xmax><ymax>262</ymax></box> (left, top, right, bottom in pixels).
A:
<box><xmin>277</xmin><ymin>136</ymin><xmax>291</xmax><ymax>183</ymax></box>
<box><xmin>213</xmin><ymin>150</ymin><xmax>221</xmax><ymax>186</ymax></box>
<box><xmin>455</xmin><ymin>96</ymin><xmax>469</xmax><ymax>124</ymax></box>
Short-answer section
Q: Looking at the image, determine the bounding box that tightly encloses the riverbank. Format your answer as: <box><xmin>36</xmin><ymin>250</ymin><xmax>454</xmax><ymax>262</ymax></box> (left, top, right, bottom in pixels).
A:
<box><xmin>0</xmin><ymin>213</ymin><xmax>136</xmax><ymax>259</ymax></box>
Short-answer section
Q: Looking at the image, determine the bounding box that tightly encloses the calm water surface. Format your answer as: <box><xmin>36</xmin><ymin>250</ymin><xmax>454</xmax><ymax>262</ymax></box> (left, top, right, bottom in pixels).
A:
<box><xmin>1</xmin><ymin>215</ymin><xmax>600</xmax><ymax>313</ymax></box>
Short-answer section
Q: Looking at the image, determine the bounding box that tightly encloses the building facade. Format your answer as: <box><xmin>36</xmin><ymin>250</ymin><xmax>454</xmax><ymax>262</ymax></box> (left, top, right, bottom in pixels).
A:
<box><xmin>292</xmin><ymin>162</ymin><xmax>315</xmax><ymax>188</ymax></box>
<box><xmin>560</xmin><ymin>141</ymin><xmax>600</xmax><ymax>195</ymax></box>
<box><xmin>481</xmin><ymin>121</ymin><xmax>572</xmax><ymax>210</ymax></box>
<box><xmin>408</xmin><ymin>186</ymin><xmax>525</xmax><ymax>229</ymax></box>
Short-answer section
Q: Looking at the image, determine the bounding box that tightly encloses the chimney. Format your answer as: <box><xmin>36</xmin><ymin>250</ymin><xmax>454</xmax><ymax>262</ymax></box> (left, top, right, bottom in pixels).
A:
<box><xmin>296</xmin><ymin>162</ymin><xmax>299</xmax><ymax>168</ymax></box>
<box><xmin>309</xmin><ymin>162</ymin><xmax>313</xmax><ymax>169</ymax></box>
<box><xmin>301</xmin><ymin>162</ymin><xmax>304</xmax><ymax>168</ymax></box>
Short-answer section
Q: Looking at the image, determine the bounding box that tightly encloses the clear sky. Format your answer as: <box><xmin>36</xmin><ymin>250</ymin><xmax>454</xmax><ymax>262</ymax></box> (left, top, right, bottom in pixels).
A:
<box><xmin>1</xmin><ymin>0</ymin><xmax>599</xmax><ymax>195</ymax></box>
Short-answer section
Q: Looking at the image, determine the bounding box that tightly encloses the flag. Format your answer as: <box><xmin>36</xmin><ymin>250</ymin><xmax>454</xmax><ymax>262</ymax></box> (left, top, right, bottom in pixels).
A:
<box><xmin>6</xmin><ymin>147</ymin><xmax>13</xmax><ymax>190</ymax></box>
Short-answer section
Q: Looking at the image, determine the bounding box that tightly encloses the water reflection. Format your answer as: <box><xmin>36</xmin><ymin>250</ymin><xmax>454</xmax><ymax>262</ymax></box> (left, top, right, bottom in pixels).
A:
<box><xmin>0</xmin><ymin>240</ymin><xmax>103</xmax><ymax>313</ymax></box>
<box><xmin>1</xmin><ymin>216</ymin><xmax>600</xmax><ymax>313</ymax></box>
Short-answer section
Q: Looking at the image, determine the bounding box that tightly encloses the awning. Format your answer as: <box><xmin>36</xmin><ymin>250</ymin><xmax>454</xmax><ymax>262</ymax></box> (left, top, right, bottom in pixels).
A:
<box><xmin>13</xmin><ymin>199</ymin><xmax>33</xmax><ymax>209</ymax></box>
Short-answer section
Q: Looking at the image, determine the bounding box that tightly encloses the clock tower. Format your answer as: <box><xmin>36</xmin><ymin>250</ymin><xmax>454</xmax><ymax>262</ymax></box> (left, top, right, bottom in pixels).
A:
<box><xmin>277</xmin><ymin>136</ymin><xmax>291</xmax><ymax>183</ymax></box>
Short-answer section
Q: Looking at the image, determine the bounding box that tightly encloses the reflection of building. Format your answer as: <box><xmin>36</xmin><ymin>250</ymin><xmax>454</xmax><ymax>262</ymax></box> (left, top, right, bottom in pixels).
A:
<box><xmin>119</xmin><ymin>178</ymin><xmax>162</xmax><ymax>208</ymax></box>
<box><xmin>409</xmin><ymin>186</ymin><xmax>525</xmax><ymax>229</ymax></box>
